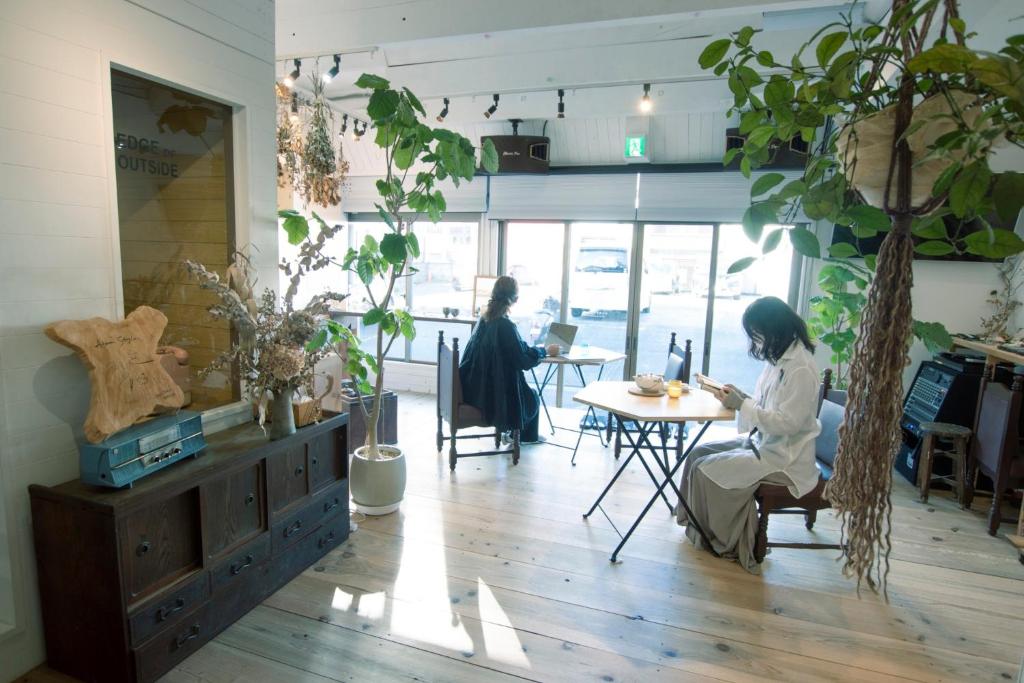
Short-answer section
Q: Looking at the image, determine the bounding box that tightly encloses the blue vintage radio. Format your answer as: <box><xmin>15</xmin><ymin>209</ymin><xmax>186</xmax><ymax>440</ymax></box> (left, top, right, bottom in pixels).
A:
<box><xmin>79</xmin><ymin>411</ymin><xmax>206</xmax><ymax>488</ymax></box>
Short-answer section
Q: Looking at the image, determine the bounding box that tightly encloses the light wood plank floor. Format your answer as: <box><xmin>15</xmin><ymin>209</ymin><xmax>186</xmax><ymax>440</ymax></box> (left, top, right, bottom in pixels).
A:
<box><xmin>25</xmin><ymin>392</ymin><xmax>1024</xmax><ymax>682</ymax></box>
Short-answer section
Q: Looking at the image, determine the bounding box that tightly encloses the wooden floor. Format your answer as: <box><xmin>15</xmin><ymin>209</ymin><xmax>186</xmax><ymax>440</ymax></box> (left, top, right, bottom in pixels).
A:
<box><xmin>26</xmin><ymin>392</ymin><xmax>1024</xmax><ymax>682</ymax></box>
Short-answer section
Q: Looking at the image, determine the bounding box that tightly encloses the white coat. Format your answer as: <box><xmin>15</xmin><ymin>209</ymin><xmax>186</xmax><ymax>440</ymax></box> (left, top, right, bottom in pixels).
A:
<box><xmin>699</xmin><ymin>341</ymin><xmax>822</xmax><ymax>498</ymax></box>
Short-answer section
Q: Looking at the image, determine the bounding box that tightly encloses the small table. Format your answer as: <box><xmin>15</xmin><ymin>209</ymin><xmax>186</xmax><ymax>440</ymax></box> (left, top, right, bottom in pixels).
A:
<box><xmin>951</xmin><ymin>337</ymin><xmax>1024</xmax><ymax>369</ymax></box>
<box><xmin>532</xmin><ymin>346</ymin><xmax>626</xmax><ymax>450</ymax></box>
<box><xmin>574</xmin><ymin>381</ymin><xmax>735</xmax><ymax>562</ymax></box>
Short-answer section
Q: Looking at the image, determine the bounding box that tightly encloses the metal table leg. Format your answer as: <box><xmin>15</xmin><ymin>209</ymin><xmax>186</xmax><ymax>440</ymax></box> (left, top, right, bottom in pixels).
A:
<box><xmin>530</xmin><ymin>364</ymin><xmax>558</xmax><ymax>436</ymax></box>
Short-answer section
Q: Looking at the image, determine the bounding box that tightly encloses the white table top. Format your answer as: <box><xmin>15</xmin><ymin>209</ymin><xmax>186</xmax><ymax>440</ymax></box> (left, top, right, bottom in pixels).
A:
<box><xmin>541</xmin><ymin>345</ymin><xmax>627</xmax><ymax>366</ymax></box>
<box><xmin>573</xmin><ymin>381</ymin><xmax>736</xmax><ymax>423</ymax></box>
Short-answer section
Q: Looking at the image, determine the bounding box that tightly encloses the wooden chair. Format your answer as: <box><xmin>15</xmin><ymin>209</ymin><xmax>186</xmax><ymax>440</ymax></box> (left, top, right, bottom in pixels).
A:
<box><xmin>916</xmin><ymin>421</ymin><xmax>971</xmax><ymax>505</ymax></box>
<box><xmin>436</xmin><ymin>331</ymin><xmax>520</xmax><ymax>472</ymax></box>
<box><xmin>753</xmin><ymin>369</ymin><xmax>845</xmax><ymax>563</ymax></box>
<box><xmin>612</xmin><ymin>333</ymin><xmax>692</xmax><ymax>459</ymax></box>
<box><xmin>964</xmin><ymin>371</ymin><xmax>1024</xmax><ymax>535</ymax></box>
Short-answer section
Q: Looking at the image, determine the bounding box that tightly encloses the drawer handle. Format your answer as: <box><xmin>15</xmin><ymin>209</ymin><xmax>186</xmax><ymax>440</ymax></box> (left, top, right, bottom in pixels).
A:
<box><xmin>318</xmin><ymin>531</ymin><xmax>336</xmax><ymax>549</ymax></box>
<box><xmin>323</xmin><ymin>498</ymin><xmax>340</xmax><ymax>514</ymax></box>
<box><xmin>284</xmin><ymin>520</ymin><xmax>302</xmax><ymax>538</ymax></box>
<box><xmin>136</xmin><ymin>541</ymin><xmax>151</xmax><ymax>557</ymax></box>
<box><xmin>230</xmin><ymin>554</ymin><xmax>254</xmax><ymax>576</ymax></box>
<box><xmin>245</xmin><ymin>492</ymin><xmax>256</xmax><ymax>506</ymax></box>
<box><xmin>156</xmin><ymin>597</ymin><xmax>186</xmax><ymax>622</ymax></box>
<box><xmin>312</xmin><ymin>457</ymin><xmax>319</xmax><ymax>467</ymax></box>
<box><xmin>294</xmin><ymin>465</ymin><xmax>304</xmax><ymax>477</ymax></box>
<box><xmin>174</xmin><ymin>623</ymin><xmax>201</xmax><ymax>650</ymax></box>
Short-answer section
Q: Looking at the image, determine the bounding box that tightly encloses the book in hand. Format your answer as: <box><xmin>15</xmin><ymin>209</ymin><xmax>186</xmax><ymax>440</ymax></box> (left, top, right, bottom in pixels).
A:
<box><xmin>695</xmin><ymin>373</ymin><xmax>725</xmax><ymax>393</ymax></box>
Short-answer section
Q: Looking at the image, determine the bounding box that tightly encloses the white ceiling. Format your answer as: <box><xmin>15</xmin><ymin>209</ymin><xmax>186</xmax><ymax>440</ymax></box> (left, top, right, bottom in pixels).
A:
<box><xmin>275</xmin><ymin>0</ymin><xmax>1015</xmax><ymax>171</ymax></box>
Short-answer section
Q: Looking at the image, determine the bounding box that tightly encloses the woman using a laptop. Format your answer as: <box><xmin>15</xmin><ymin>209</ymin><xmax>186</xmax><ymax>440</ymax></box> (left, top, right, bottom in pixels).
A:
<box><xmin>675</xmin><ymin>296</ymin><xmax>821</xmax><ymax>572</ymax></box>
<box><xmin>459</xmin><ymin>276</ymin><xmax>559</xmax><ymax>444</ymax></box>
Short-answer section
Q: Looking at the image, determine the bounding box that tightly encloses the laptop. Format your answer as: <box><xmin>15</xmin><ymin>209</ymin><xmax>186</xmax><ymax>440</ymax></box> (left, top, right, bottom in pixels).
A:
<box><xmin>544</xmin><ymin>322</ymin><xmax>578</xmax><ymax>354</ymax></box>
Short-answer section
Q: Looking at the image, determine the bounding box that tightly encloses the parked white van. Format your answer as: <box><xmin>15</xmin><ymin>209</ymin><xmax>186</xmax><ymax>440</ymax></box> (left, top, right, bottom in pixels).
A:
<box><xmin>569</xmin><ymin>244</ymin><xmax>651</xmax><ymax>317</ymax></box>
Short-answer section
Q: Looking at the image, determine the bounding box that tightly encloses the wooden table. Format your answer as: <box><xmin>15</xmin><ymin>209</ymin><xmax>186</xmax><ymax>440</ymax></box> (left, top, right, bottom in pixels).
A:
<box><xmin>532</xmin><ymin>345</ymin><xmax>627</xmax><ymax>453</ymax></box>
<box><xmin>573</xmin><ymin>381</ymin><xmax>735</xmax><ymax>562</ymax></box>
<box><xmin>951</xmin><ymin>337</ymin><xmax>1024</xmax><ymax>368</ymax></box>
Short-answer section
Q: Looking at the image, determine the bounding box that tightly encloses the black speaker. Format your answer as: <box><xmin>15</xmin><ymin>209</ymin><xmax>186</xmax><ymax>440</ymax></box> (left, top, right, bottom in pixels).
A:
<box><xmin>481</xmin><ymin>134</ymin><xmax>550</xmax><ymax>173</ymax></box>
<box><xmin>894</xmin><ymin>360</ymin><xmax>982</xmax><ymax>484</ymax></box>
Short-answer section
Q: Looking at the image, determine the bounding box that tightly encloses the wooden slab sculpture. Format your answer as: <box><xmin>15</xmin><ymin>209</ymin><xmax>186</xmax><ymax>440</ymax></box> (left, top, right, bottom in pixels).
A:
<box><xmin>45</xmin><ymin>306</ymin><xmax>185</xmax><ymax>443</ymax></box>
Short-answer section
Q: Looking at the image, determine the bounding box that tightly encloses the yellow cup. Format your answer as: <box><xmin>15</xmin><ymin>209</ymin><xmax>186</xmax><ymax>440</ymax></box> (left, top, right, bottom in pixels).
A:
<box><xmin>667</xmin><ymin>380</ymin><xmax>683</xmax><ymax>399</ymax></box>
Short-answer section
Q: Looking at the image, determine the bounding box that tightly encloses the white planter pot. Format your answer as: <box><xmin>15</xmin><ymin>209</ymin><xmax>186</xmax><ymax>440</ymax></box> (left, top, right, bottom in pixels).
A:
<box><xmin>350</xmin><ymin>445</ymin><xmax>406</xmax><ymax>515</ymax></box>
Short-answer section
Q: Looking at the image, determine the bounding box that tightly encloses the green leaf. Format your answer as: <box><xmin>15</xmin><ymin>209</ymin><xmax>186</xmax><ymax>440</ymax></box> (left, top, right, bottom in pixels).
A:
<box><xmin>698</xmin><ymin>39</ymin><xmax>732</xmax><ymax>69</ymax></box>
<box><xmin>355</xmin><ymin>73</ymin><xmax>390</xmax><ymax>90</ymax></box>
<box><xmin>751</xmin><ymin>172</ymin><xmax>786</xmax><ymax>197</ymax></box>
<box><xmin>736</xmin><ymin>26</ymin><xmax>755</xmax><ymax>47</ymax></box>
<box><xmin>745</xmin><ymin>125</ymin><xmax>775</xmax><ymax>149</ymax></box>
<box><xmin>380</xmin><ymin>233</ymin><xmax>407</xmax><ymax>265</ymax></box>
<box><xmin>963</xmin><ymin>228</ymin><xmax>1024</xmax><ymax>259</ymax></box>
<box><xmin>911</xmin><ymin>214</ymin><xmax>947</xmax><ymax>239</ymax></box>
<box><xmin>789</xmin><ymin>227</ymin><xmax>821</xmax><ymax>258</ymax></box>
<box><xmin>363</xmin><ymin>307</ymin><xmax>385</xmax><ymax>325</ymax></box>
<box><xmin>376</xmin><ymin>205</ymin><xmax>396</xmax><ymax>231</ymax></box>
<box><xmin>727</xmin><ymin>256</ymin><xmax>757</xmax><ymax>274</ymax></box>
<box><xmin>762</xmin><ymin>228</ymin><xmax>784</xmax><ymax>254</ymax></box>
<box><xmin>828</xmin><ymin>242</ymin><xmax>859</xmax><ymax>258</ymax></box>
<box><xmin>912</xmin><ymin>320</ymin><xmax>953</xmax><ymax>353</ymax></box>
<box><xmin>914</xmin><ymin>240</ymin><xmax>955</xmax><ymax>256</ymax></box>
<box><xmin>406</xmin><ymin>231</ymin><xmax>420</xmax><ymax>258</ymax></box>
<box><xmin>356</xmin><ymin>258</ymin><xmax>374</xmax><ymax>285</ymax></box>
<box><xmin>281</xmin><ymin>213</ymin><xmax>309</xmax><ymax>245</ymax></box>
<box><xmin>846</xmin><ymin>204</ymin><xmax>891</xmax><ymax>231</ymax></box>
<box><xmin>742</xmin><ymin>202</ymin><xmax>776</xmax><ymax>242</ymax></box>
<box><xmin>402</xmin><ymin>87</ymin><xmax>426</xmax><ymax>116</ymax></box>
<box><xmin>949</xmin><ymin>161</ymin><xmax>991</xmax><ymax>218</ymax></box>
<box><xmin>815</xmin><ymin>31</ymin><xmax>847</xmax><ymax>66</ymax></box>
<box><xmin>367</xmin><ymin>89</ymin><xmax>400</xmax><ymax>121</ymax></box>
<box><xmin>480</xmin><ymin>138</ymin><xmax>499</xmax><ymax>174</ymax></box>
<box><xmin>993</xmin><ymin>172</ymin><xmax>1024</xmax><ymax>224</ymax></box>
<box><xmin>932</xmin><ymin>161</ymin><xmax>962</xmax><ymax>197</ymax></box>
<box><xmin>305</xmin><ymin>328</ymin><xmax>328</xmax><ymax>352</ymax></box>
<box><xmin>907</xmin><ymin>43</ymin><xmax>976</xmax><ymax>74</ymax></box>
<box><xmin>756</xmin><ymin>50</ymin><xmax>775</xmax><ymax>67</ymax></box>
<box><xmin>722</xmin><ymin>147</ymin><xmax>742</xmax><ymax>167</ymax></box>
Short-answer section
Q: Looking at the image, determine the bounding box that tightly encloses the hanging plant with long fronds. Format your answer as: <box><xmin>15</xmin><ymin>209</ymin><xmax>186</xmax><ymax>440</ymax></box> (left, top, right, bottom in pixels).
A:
<box><xmin>275</xmin><ymin>83</ymin><xmax>301</xmax><ymax>189</ymax></box>
<box><xmin>298</xmin><ymin>69</ymin><xmax>348</xmax><ymax>207</ymax></box>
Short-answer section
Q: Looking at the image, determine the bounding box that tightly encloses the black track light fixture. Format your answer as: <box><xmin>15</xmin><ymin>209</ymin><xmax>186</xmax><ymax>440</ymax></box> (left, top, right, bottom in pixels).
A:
<box><xmin>322</xmin><ymin>54</ymin><xmax>340</xmax><ymax>84</ymax></box>
<box><xmin>639</xmin><ymin>83</ymin><xmax>652</xmax><ymax>113</ymax></box>
<box><xmin>483</xmin><ymin>94</ymin><xmax>499</xmax><ymax>119</ymax></box>
<box><xmin>436</xmin><ymin>97</ymin><xmax>450</xmax><ymax>123</ymax></box>
<box><xmin>283</xmin><ymin>58</ymin><xmax>301</xmax><ymax>89</ymax></box>
<box><xmin>353</xmin><ymin>119</ymin><xmax>366</xmax><ymax>141</ymax></box>
<box><xmin>340</xmin><ymin>113</ymin><xmax>349</xmax><ymax>135</ymax></box>
<box><xmin>289</xmin><ymin>93</ymin><xmax>300</xmax><ymax>123</ymax></box>
<box><xmin>557</xmin><ymin>89</ymin><xmax>565</xmax><ymax>119</ymax></box>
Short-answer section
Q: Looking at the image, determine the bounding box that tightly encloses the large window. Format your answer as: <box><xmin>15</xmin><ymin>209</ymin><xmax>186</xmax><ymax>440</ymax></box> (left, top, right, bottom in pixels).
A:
<box><xmin>112</xmin><ymin>69</ymin><xmax>238</xmax><ymax>411</ymax></box>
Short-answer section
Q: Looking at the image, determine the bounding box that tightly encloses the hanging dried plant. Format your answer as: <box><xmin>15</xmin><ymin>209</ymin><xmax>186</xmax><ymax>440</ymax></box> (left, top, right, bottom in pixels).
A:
<box><xmin>276</xmin><ymin>87</ymin><xmax>302</xmax><ymax>189</ymax></box>
<box><xmin>298</xmin><ymin>69</ymin><xmax>346</xmax><ymax>206</ymax></box>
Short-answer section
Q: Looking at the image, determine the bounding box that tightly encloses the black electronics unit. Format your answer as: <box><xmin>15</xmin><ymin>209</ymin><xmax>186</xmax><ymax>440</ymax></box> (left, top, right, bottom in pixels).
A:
<box><xmin>894</xmin><ymin>360</ymin><xmax>982</xmax><ymax>484</ymax></box>
<box><xmin>481</xmin><ymin>134</ymin><xmax>550</xmax><ymax>173</ymax></box>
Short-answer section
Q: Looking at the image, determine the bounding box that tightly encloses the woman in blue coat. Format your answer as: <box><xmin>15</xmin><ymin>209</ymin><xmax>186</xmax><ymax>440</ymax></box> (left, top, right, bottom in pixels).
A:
<box><xmin>459</xmin><ymin>276</ymin><xmax>559</xmax><ymax>443</ymax></box>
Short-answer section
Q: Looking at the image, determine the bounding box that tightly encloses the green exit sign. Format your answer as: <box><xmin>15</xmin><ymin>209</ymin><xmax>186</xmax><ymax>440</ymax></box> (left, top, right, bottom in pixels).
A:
<box><xmin>624</xmin><ymin>135</ymin><xmax>646</xmax><ymax>158</ymax></box>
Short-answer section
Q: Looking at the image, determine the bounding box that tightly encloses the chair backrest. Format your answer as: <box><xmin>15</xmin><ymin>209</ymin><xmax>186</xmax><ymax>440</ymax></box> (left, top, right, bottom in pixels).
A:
<box><xmin>815</xmin><ymin>399</ymin><xmax>845</xmax><ymax>468</ymax></box>
<box><xmin>972</xmin><ymin>374</ymin><xmax>1023</xmax><ymax>476</ymax></box>
<box><xmin>436</xmin><ymin>331</ymin><xmax>462</xmax><ymax>424</ymax></box>
<box><xmin>664</xmin><ymin>332</ymin><xmax>693</xmax><ymax>383</ymax></box>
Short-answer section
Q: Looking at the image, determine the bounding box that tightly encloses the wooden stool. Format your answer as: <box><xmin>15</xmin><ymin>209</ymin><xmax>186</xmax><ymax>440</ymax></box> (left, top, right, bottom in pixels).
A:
<box><xmin>918</xmin><ymin>422</ymin><xmax>971</xmax><ymax>506</ymax></box>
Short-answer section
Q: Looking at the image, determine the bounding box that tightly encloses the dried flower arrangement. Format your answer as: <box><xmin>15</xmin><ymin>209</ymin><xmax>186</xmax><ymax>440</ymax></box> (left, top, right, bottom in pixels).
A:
<box><xmin>297</xmin><ymin>69</ymin><xmax>348</xmax><ymax>207</ymax></box>
<box><xmin>980</xmin><ymin>256</ymin><xmax>1023</xmax><ymax>342</ymax></box>
<box><xmin>183</xmin><ymin>252</ymin><xmax>346</xmax><ymax>436</ymax></box>
<box><xmin>276</xmin><ymin>84</ymin><xmax>301</xmax><ymax>189</ymax></box>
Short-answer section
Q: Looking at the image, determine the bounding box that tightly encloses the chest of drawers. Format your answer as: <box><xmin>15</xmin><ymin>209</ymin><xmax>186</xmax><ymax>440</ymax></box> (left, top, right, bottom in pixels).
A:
<box><xmin>29</xmin><ymin>414</ymin><xmax>349</xmax><ymax>682</ymax></box>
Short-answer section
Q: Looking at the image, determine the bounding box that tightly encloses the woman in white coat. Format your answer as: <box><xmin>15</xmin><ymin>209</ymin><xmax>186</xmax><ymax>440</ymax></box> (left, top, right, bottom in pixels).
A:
<box><xmin>676</xmin><ymin>296</ymin><xmax>821</xmax><ymax>572</ymax></box>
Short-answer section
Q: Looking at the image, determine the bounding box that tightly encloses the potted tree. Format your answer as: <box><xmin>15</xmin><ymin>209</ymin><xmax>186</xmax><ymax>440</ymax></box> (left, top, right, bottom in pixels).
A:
<box><xmin>280</xmin><ymin>73</ymin><xmax>498</xmax><ymax>514</ymax></box>
<box><xmin>699</xmin><ymin>1</ymin><xmax>1024</xmax><ymax>594</ymax></box>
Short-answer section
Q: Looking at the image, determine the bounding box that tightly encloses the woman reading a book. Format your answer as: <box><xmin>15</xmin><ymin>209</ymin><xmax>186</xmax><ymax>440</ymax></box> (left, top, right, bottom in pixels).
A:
<box><xmin>459</xmin><ymin>276</ymin><xmax>559</xmax><ymax>444</ymax></box>
<box><xmin>676</xmin><ymin>296</ymin><xmax>821</xmax><ymax>572</ymax></box>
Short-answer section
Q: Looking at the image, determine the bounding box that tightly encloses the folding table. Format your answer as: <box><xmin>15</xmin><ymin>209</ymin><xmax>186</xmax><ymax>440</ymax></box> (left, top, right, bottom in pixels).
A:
<box><xmin>532</xmin><ymin>346</ymin><xmax>626</xmax><ymax>448</ymax></box>
<box><xmin>573</xmin><ymin>381</ymin><xmax>735</xmax><ymax>562</ymax></box>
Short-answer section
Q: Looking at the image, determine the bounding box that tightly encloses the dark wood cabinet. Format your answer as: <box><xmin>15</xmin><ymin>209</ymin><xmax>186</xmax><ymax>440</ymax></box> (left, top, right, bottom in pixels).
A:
<box><xmin>29</xmin><ymin>414</ymin><xmax>349</xmax><ymax>683</ymax></box>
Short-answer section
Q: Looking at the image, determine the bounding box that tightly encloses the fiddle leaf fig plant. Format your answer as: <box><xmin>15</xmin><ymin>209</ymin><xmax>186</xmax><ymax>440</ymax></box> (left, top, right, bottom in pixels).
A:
<box><xmin>279</xmin><ymin>74</ymin><xmax>498</xmax><ymax>459</ymax></box>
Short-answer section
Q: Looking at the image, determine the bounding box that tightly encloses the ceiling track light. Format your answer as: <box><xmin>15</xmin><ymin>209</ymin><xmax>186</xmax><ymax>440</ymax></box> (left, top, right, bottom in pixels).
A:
<box><xmin>283</xmin><ymin>58</ymin><xmax>301</xmax><ymax>89</ymax></box>
<box><xmin>322</xmin><ymin>54</ymin><xmax>340</xmax><ymax>84</ymax></box>
<box><xmin>352</xmin><ymin>119</ymin><xmax>366</xmax><ymax>141</ymax></box>
<box><xmin>557</xmin><ymin>89</ymin><xmax>565</xmax><ymax>119</ymax></box>
<box><xmin>483</xmin><ymin>94</ymin><xmax>499</xmax><ymax>119</ymax></box>
<box><xmin>289</xmin><ymin>93</ymin><xmax>300</xmax><ymax>123</ymax></box>
<box><xmin>340</xmin><ymin>113</ymin><xmax>348</xmax><ymax>135</ymax></box>
<box><xmin>436</xmin><ymin>97</ymin><xmax>450</xmax><ymax>123</ymax></box>
<box><xmin>639</xmin><ymin>83</ymin><xmax>652</xmax><ymax>113</ymax></box>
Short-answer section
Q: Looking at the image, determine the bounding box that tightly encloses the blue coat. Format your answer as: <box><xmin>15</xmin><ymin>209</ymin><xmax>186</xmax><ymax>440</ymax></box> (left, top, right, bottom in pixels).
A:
<box><xmin>458</xmin><ymin>316</ymin><xmax>545</xmax><ymax>432</ymax></box>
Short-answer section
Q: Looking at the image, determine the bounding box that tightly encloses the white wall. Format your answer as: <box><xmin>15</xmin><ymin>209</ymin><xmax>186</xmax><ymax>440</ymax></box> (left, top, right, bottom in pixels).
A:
<box><xmin>0</xmin><ymin>1</ymin><xmax>276</xmax><ymax>678</ymax></box>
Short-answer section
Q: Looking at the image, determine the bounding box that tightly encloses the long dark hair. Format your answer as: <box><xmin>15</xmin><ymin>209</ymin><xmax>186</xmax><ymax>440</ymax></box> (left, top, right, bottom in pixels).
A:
<box><xmin>483</xmin><ymin>275</ymin><xmax>519</xmax><ymax>322</ymax></box>
<box><xmin>741</xmin><ymin>296</ymin><xmax>814</xmax><ymax>364</ymax></box>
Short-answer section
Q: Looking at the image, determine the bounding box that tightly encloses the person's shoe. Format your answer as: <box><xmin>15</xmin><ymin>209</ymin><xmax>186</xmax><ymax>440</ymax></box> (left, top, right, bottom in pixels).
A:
<box><xmin>521</xmin><ymin>435</ymin><xmax>547</xmax><ymax>445</ymax></box>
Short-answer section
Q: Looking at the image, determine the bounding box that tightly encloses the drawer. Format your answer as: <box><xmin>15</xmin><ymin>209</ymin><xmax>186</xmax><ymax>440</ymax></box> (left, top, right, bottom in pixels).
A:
<box><xmin>308</xmin><ymin>430</ymin><xmax>345</xmax><ymax>492</ymax></box>
<box><xmin>267</xmin><ymin>442</ymin><xmax>309</xmax><ymax>514</ymax></box>
<box><xmin>271</xmin><ymin>480</ymin><xmax>347</xmax><ymax>554</ymax></box>
<box><xmin>210</xmin><ymin>533</ymin><xmax>271</xmax><ymax>593</ymax></box>
<box><xmin>133</xmin><ymin>603</ymin><xmax>214</xmax><ymax>683</ymax></box>
<box><xmin>128</xmin><ymin>573</ymin><xmax>209</xmax><ymax>647</ymax></box>
<box><xmin>119</xmin><ymin>489</ymin><xmax>202</xmax><ymax>606</ymax></box>
<box><xmin>203</xmin><ymin>462</ymin><xmax>265</xmax><ymax>559</ymax></box>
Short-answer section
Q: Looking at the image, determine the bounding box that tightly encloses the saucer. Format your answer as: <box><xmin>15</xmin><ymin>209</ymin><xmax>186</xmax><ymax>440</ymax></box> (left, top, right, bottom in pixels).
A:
<box><xmin>628</xmin><ymin>384</ymin><xmax>666</xmax><ymax>397</ymax></box>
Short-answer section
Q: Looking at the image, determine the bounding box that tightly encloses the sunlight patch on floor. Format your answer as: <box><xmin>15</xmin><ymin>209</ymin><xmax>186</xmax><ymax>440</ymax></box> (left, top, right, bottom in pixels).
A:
<box><xmin>477</xmin><ymin>578</ymin><xmax>531</xmax><ymax>668</ymax></box>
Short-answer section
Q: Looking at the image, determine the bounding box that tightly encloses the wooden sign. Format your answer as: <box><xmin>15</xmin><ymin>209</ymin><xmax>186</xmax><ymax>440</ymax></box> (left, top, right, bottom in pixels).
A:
<box><xmin>45</xmin><ymin>306</ymin><xmax>185</xmax><ymax>443</ymax></box>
